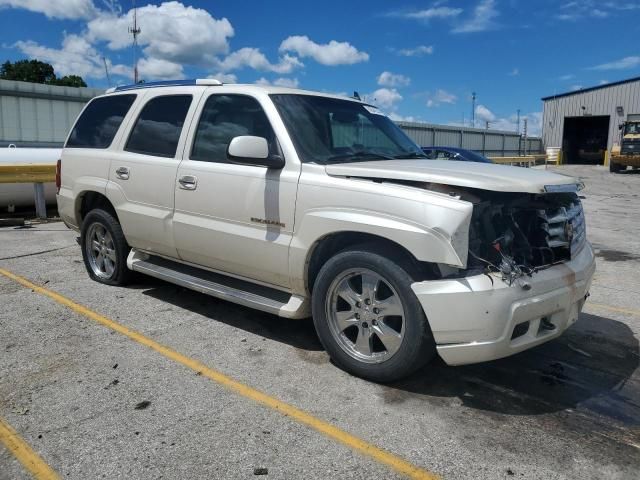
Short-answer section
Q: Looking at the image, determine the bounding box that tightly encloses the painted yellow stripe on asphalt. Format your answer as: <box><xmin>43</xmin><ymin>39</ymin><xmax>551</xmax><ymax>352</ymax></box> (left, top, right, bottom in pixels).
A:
<box><xmin>0</xmin><ymin>416</ymin><xmax>60</xmax><ymax>480</ymax></box>
<box><xmin>0</xmin><ymin>268</ymin><xmax>439</xmax><ymax>480</ymax></box>
<box><xmin>587</xmin><ymin>302</ymin><xmax>640</xmax><ymax>318</ymax></box>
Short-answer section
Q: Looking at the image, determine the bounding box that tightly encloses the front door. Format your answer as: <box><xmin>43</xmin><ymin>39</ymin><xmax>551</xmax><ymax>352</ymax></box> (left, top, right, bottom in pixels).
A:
<box><xmin>173</xmin><ymin>93</ymin><xmax>298</xmax><ymax>288</ymax></box>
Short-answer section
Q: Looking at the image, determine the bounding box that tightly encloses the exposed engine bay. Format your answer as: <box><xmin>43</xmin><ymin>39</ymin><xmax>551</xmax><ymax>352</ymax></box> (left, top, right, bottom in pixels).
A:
<box><xmin>465</xmin><ymin>190</ymin><xmax>586</xmax><ymax>284</ymax></box>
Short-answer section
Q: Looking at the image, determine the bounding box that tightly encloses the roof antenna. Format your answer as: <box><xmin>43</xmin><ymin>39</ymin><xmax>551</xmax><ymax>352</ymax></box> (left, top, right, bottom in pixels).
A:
<box><xmin>128</xmin><ymin>0</ymin><xmax>141</xmax><ymax>83</ymax></box>
<box><xmin>102</xmin><ymin>57</ymin><xmax>112</xmax><ymax>87</ymax></box>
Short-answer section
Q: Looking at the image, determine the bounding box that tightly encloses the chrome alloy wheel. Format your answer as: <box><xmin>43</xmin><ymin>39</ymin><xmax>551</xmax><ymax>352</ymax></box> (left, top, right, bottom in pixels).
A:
<box><xmin>85</xmin><ymin>222</ymin><xmax>117</xmax><ymax>279</ymax></box>
<box><xmin>326</xmin><ymin>268</ymin><xmax>405</xmax><ymax>364</ymax></box>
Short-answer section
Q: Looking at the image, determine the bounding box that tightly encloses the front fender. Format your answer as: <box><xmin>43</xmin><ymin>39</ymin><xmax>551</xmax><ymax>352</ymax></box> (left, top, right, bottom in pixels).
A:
<box><xmin>289</xmin><ymin>204</ymin><xmax>473</xmax><ymax>293</ymax></box>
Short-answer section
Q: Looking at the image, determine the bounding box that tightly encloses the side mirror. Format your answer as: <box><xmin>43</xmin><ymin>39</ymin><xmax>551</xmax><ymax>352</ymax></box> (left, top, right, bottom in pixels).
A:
<box><xmin>227</xmin><ymin>136</ymin><xmax>284</xmax><ymax>168</ymax></box>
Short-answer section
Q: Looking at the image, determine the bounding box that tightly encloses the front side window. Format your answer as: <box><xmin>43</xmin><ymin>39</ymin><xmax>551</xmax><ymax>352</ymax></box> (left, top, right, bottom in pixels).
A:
<box><xmin>270</xmin><ymin>94</ymin><xmax>426</xmax><ymax>164</ymax></box>
<box><xmin>191</xmin><ymin>94</ymin><xmax>276</xmax><ymax>162</ymax></box>
<box><xmin>66</xmin><ymin>94</ymin><xmax>136</xmax><ymax>149</ymax></box>
<box><xmin>125</xmin><ymin>95</ymin><xmax>192</xmax><ymax>158</ymax></box>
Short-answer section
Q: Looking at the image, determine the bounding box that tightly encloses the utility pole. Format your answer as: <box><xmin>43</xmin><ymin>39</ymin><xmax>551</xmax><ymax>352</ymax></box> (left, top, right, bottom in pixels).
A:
<box><xmin>516</xmin><ymin>109</ymin><xmax>520</xmax><ymax>134</ymax></box>
<box><xmin>471</xmin><ymin>92</ymin><xmax>476</xmax><ymax>128</ymax></box>
<box><xmin>485</xmin><ymin>120</ymin><xmax>490</xmax><ymax>130</ymax></box>
<box><xmin>102</xmin><ymin>57</ymin><xmax>112</xmax><ymax>87</ymax></box>
<box><xmin>129</xmin><ymin>0</ymin><xmax>141</xmax><ymax>83</ymax></box>
<box><xmin>523</xmin><ymin>118</ymin><xmax>528</xmax><ymax>156</ymax></box>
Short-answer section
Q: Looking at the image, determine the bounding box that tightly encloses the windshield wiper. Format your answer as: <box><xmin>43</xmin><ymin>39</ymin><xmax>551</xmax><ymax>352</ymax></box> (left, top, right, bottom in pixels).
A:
<box><xmin>393</xmin><ymin>152</ymin><xmax>428</xmax><ymax>159</ymax></box>
<box><xmin>325</xmin><ymin>151</ymin><xmax>395</xmax><ymax>164</ymax></box>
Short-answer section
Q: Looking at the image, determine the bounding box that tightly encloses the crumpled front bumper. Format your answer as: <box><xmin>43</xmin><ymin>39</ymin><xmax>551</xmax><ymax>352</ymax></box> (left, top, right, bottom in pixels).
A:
<box><xmin>410</xmin><ymin>242</ymin><xmax>596</xmax><ymax>366</ymax></box>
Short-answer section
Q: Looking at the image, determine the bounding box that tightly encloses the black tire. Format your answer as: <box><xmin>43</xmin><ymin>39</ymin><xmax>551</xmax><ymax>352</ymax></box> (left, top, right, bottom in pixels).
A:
<box><xmin>311</xmin><ymin>247</ymin><xmax>435</xmax><ymax>382</ymax></box>
<box><xmin>609</xmin><ymin>160</ymin><xmax>623</xmax><ymax>173</ymax></box>
<box><xmin>81</xmin><ymin>209</ymin><xmax>132</xmax><ymax>286</ymax></box>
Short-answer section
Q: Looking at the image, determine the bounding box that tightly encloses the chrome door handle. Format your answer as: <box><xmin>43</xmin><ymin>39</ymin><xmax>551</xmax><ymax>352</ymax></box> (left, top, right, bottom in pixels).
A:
<box><xmin>115</xmin><ymin>166</ymin><xmax>130</xmax><ymax>180</ymax></box>
<box><xmin>178</xmin><ymin>175</ymin><xmax>198</xmax><ymax>190</ymax></box>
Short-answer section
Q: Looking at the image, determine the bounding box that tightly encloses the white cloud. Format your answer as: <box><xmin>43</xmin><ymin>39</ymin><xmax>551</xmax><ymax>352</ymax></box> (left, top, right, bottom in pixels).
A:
<box><xmin>279</xmin><ymin>35</ymin><xmax>369</xmax><ymax>66</ymax></box>
<box><xmin>554</xmin><ymin>0</ymin><xmax>637</xmax><ymax>20</ymax></box>
<box><xmin>509</xmin><ymin>68</ymin><xmax>519</xmax><ymax>76</ymax></box>
<box><xmin>475</xmin><ymin>104</ymin><xmax>496</xmax><ymax>122</ymax></box>
<box><xmin>208</xmin><ymin>72</ymin><xmax>238</xmax><ymax>83</ymax></box>
<box><xmin>137</xmin><ymin>57</ymin><xmax>184</xmax><ymax>80</ymax></box>
<box><xmin>216</xmin><ymin>48</ymin><xmax>302</xmax><ymax>74</ymax></box>
<box><xmin>254</xmin><ymin>77</ymin><xmax>300</xmax><ymax>88</ymax></box>
<box><xmin>87</xmin><ymin>2</ymin><xmax>234</xmax><ymax>65</ymax></box>
<box><xmin>452</xmin><ymin>0</ymin><xmax>499</xmax><ymax>33</ymax></box>
<box><xmin>388</xmin><ymin>112</ymin><xmax>418</xmax><ymax>122</ymax></box>
<box><xmin>403</xmin><ymin>6</ymin><xmax>463</xmax><ymax>20</ymax></box>
<box><xmin>570</xmin><ymin>84</ymin><xmax>584</xmax><ymax>91</ymax></box>
<box><xmin>559</xmin><ymin>74</ymin><xmax>575</xmax><ymax>81</ymax></box>
<box><xmin>377</xmin><ymin>71</ymin><xmax>411</xmax><ymax>87</ymax></box>
<box><xmin>14</xmin><ymin>34</ymin><xmax>128</xmax><ymax>79</ymax></box>
<box><xmin>369</xmin><ymin>88</ymin><xmax>402</xmax><ymax>109</ymax></box>
<box><xmin>427</xmin><ymin>89</ymin><xmax>457</xmax><ymax>107</ymax></box>
<box><xmin>470</xmin><ymin>106</ymin><xmax>543</xmax><ymax>136</ymax></box>
<box><xmin>0</xmin><ymin>0</ymin><xmax>96</xmax><ymax>19</ymax></box>
<box><xmin>394</xmin><ymin>45</ymin><xmax>434</xmax><ymax>57</ymax></box>
<box><xmin>590</xmin><ymin>56</ymin><xmax>640</xmax><ymax>70</ymax></box>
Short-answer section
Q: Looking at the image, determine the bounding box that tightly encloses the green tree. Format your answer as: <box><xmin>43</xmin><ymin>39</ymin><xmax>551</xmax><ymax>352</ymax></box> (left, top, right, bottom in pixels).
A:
<box><xmin>0</xmin><ymin>59</ymin><xmax>87</xmax><ymax>88</ymax></box>
<box><xmin>49</xmin><ymin>75</ymin><xmax>87</xmax><ymax>88</ymax></box>
<box><xmin>0</xmin><ymin>59</ymin><xmax>56</xmax><ymax>84</ymax></box>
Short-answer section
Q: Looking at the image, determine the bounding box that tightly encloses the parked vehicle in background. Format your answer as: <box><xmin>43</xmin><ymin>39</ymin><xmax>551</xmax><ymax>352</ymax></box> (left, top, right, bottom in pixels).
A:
<box><xmin>422</xmin><ymin>146</ymin><xmax>493</xmax><ymax>163</ymax></box>
<box><xmin>57</xmin><ymin>79</ymin><xmax>595</xmax><ymax>382</ymax></box>
<box><xmin>610</xmin><ymin>117</ymin><xmax>640</xmax><ymax>172</ymax></box>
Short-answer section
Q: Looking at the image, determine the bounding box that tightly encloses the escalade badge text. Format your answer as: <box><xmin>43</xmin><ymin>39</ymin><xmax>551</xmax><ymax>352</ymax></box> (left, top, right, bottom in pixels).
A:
<box><xmin>251</xmin><ymin>217</ymin><xmax>285</xmax><ymax>228</ymax></box>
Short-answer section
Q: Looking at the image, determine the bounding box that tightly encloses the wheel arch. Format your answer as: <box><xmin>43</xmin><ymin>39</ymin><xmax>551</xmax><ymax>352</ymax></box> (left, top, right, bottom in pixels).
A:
<box><xmin>76</xmin><ymin>190</ymin><xmax>119</xmax><ymax>227</ymax></box>
<box><xmin>305</xmin><ymin>231</ymin><xmax>440</xmax><ymax>294</ymax></box>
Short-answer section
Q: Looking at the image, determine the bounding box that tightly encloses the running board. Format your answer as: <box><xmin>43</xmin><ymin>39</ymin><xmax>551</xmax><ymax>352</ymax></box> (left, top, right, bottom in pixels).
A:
<box><xmin>127</xmin><ymin>250</ymin><xmax>309</xmax><ymax>319</ymax></box>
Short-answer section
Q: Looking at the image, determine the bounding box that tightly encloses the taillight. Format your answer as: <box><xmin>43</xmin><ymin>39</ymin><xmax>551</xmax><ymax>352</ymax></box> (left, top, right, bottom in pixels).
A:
<box><xmin>55</xmin><ymin>159</ymin><xmax>61</xmax><ymax>193</ymax></box>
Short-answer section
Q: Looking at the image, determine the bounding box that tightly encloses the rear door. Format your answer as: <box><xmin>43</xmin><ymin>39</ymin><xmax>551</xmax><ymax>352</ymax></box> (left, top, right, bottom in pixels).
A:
<box><xmin>106</xmin><ymin>89</ymin><xmax>202</xmax><ymax>258</ymax></box>
<box><xmin>173</xmin><ymin>92</ymin><xmax>299</xmax><ymax>288</ymax></box>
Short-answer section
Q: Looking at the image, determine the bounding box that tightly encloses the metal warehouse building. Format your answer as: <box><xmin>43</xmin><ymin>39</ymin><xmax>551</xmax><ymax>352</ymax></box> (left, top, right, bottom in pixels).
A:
<box><xmin>0</xmin><ymin>79</ymin><xmax>104</xmax><ymax>148</ymax></box>
<box><xmin>542</xmin><ymin>76</ymin><xmax>640</xmax><ymax>164</ymax></box>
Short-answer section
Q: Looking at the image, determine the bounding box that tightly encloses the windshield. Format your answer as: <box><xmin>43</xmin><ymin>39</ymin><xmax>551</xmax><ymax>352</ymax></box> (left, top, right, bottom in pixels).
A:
<box><xmin>270</xmin><ymin>94</ymin><xmax>426</xmax><ymax>164</ymax></box>
<box><xmin>624</xmin><ymin>122</ymin><xmax>640</xmax><ymax>135</ymax></box>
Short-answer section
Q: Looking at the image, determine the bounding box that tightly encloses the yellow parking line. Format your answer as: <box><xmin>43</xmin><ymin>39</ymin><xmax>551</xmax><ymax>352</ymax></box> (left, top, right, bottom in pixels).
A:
<box><xmin>587</xmin><ymin>302</ymin><xmax>640</xmax><ymax>318</ymax></box>
<box><xmin>0</xmin><ymin>416</ymin><xmax>60</xmax><ymax>480</ymax></box>
<box><xmin>0</xmin><ymin>268</ymin><xmax>439</xmax><ymax>480</ymax></box>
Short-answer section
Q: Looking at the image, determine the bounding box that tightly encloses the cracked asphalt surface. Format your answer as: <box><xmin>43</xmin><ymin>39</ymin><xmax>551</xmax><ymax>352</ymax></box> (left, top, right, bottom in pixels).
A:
<box><xmin>1</xmin><ymin>165</ymin><xmax>639</xmax><ymax>479</ymax></box>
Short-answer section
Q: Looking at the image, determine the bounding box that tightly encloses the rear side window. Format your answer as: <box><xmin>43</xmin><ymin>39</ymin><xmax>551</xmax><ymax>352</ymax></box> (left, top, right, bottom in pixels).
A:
<box><xmin>125</xmin><ymin>95</ymin><xmax>192</xmax><ymax>158</ymax></box>
<box><xmin>191</xmin><ymin>94</ymin><xmax>276</xmax><ymax>162</ymax></box>
<box><xmin>66</xmin><ymin>94</ymin><xmax>136</xmax><ymax>148</ymax></box>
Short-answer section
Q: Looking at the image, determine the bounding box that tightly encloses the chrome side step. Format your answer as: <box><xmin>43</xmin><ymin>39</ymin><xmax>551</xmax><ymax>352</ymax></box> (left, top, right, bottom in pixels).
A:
<box><xmin>127</xmin><ymin>250</ymin><xmax>309</xmax><ymax>319</ymax></box>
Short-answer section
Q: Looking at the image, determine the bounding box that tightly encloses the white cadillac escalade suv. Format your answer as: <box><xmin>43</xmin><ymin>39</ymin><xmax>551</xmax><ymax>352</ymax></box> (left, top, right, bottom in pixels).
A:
<box><xmin>57</xmin><ymin>79</ymin><xmax>595</xmax><ymax>382</ymax></box>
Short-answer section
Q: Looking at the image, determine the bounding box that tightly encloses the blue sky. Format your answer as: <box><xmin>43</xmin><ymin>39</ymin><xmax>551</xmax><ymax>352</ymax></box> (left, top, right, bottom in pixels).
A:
<box><xmin>1</xmin><ymin>0</ymin><xmax>639</xmax><ymax>135</ymax></box>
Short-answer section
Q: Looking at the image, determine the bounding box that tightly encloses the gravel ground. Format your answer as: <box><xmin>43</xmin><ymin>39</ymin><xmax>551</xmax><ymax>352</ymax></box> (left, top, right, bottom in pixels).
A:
<box><xmin>0</xmin><ymin>165</ymin><xmax>638</xmax><ymax>479</ymax></box>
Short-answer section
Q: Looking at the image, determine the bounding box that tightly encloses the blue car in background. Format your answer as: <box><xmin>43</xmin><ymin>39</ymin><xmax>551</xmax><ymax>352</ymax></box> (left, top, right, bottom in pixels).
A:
<box><xmin>421</xmin><ymin>146</ymin><xmax>493</xmax><ymax>163</ymax></box>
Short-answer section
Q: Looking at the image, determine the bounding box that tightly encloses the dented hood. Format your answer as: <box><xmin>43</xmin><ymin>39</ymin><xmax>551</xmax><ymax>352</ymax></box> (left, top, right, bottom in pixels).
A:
<box><xmin>325</xmin><ymin>159</ymin><xmax>580</xmax><ymax>194</ymax></box>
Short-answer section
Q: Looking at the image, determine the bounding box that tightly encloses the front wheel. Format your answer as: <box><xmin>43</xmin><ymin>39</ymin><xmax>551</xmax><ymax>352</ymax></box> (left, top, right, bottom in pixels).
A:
<box><xmin>312</xmin><ymin>248</ymin><xmax>435</xmax><ymax>382</ymax></box>
<box><xmin>609</xmin><ymin>160</ymin><xmax>623</xmax><ymax>173</ymax></box>
<box><xmin>81</xmin><ymin>209</ymin><xmax>132</xmax><ymax>286</ymax></box>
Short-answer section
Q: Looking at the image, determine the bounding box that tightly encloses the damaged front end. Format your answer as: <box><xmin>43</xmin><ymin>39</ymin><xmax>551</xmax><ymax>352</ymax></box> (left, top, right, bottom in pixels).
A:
<box><xmin>464</xmin><ymin>190</ymin><xmax>586</xmax><ymax>285</ymax></box>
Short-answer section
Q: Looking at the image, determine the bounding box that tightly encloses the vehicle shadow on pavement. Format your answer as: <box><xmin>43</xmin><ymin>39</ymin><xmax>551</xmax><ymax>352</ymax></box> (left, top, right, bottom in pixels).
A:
<box><xmin>140</xmin><ymin>282</ymin><xmax>323</xmax><ymax>352</ymax></box>
<box><xmin>385</xmin><ymin>313</ymin><xmax>640</xmax><ymax>418</ymax></box>
<box><xmin>140</xmin><ymin>281</ymin><xmax>638</xmax><ymax>420</ymax></box>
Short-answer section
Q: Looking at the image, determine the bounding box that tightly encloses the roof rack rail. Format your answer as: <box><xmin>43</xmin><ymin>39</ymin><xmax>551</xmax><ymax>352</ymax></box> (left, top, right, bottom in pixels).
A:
<box><xmin>107</xmin><ymin>78</ymin><xmax>222</xmax><ymax>93</ymax></box>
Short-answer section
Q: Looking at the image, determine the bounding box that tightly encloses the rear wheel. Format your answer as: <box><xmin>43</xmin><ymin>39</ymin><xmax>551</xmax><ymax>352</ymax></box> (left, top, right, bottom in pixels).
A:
<box><xmin>312</xmin><ymin>248</ymin><xmax>435</xmax><ymax>382</ymax></box>
<box><xmin>81</xmin><ymin>209</ymin><xmax>132</xmax><ymax>286</ymax></box>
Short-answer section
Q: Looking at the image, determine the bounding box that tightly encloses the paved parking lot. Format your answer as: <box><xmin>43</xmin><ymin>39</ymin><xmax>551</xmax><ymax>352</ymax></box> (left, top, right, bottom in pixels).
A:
<box><xmin>1</xmin><ymin>165</ymin><xmax>639</xmax><ymax>480</ymax></box>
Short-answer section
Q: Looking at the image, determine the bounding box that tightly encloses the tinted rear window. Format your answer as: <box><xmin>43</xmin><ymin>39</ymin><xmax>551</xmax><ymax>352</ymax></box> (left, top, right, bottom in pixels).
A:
<box><xmin>66</xmin><ymin>95</ymin><xmax>136</xmax><ymax>149</ymax></box>
<box><xmin>125</xmin><ymin>95</ymin><xmax>192</xmax><ymax>158</ymax></box>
